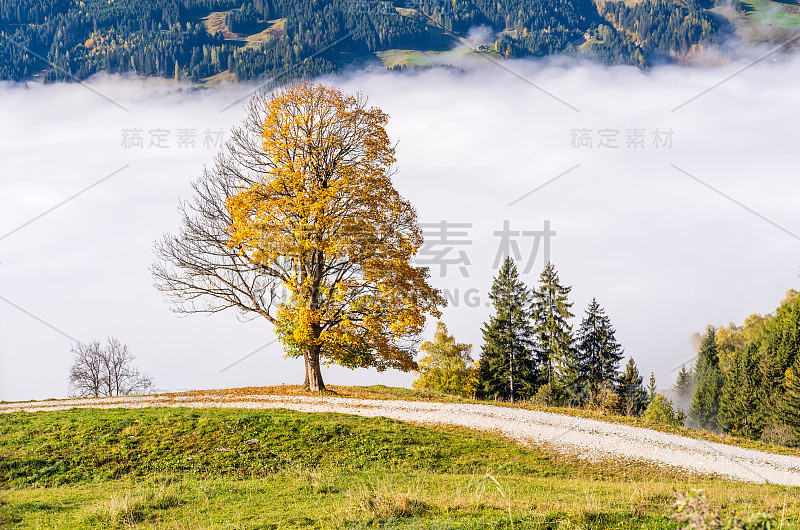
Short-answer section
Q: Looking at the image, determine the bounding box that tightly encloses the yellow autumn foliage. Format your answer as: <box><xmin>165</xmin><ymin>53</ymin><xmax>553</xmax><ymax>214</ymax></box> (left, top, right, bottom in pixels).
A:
<box><xmin>413</xmin><ymin>322</ymin><xmax>477</xmax><ymax>398</ymax></box>
<box><xmin>225</xmin><ymin>83</ymin><xmax>444</xmax><ymax>377</ymax></box>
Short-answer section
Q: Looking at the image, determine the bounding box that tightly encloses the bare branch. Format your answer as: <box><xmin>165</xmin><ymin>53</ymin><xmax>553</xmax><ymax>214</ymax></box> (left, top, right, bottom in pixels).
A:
<box><xmin>68</xmin><ymin>337</ymin><xmax>152</xmax><ymax>397</ymax></box>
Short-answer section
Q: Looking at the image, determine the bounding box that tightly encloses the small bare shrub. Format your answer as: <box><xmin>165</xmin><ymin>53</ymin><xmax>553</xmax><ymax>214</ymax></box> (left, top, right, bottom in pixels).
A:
<box><xmin>69</xmin><ymin>337</ymin><xmax>152</xmax><ymax>398</ymax></box>
<box><xmin>760</xmin><ymin>424</ymin><xmax>795</xmax><ymax>447</ymax></box>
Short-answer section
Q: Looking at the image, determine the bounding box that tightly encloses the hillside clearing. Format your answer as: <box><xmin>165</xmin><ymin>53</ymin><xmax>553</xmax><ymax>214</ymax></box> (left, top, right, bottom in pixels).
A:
<box><xmin>244</xmin><ymin>18</ymin><xmax>286</xmax><ymax>48</ymax></box>
<box><xmin>738</xmin><ymin>0</ymin><xmax>800</xmax><ymax>28</ymax></box>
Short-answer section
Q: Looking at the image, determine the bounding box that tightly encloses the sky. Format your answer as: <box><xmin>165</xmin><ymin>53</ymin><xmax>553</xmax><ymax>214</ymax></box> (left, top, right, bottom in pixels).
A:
<box><xmin>1</xmin><ymin>52</ymin><xmax>799</xmax><ymax>401</ymax></box>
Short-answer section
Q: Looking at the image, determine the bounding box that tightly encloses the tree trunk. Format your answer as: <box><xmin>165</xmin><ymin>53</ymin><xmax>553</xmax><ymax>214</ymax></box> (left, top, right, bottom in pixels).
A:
<box><xmin>305</xmin><ymin>346</ymin><xmax>325</xmax><ymax>392</ymax></box>
<box><xmin>302</xmin><ymin>350</ymin><xmax>310</xmax><ymax>387</ymax></box>
<box><xmin>509</xmin><ymin>345</ymin><xmax>514</xmax><ymax>404</ymax></box>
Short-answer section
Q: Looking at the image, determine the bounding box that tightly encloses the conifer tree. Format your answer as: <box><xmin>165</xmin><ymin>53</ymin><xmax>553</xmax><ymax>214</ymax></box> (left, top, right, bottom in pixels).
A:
<box><xmin>674</xmin><ymin>364</ymin><xmax>693</xmax><ymax>400</ymax></box>
<box><xmin>783</xmin><ymin>354</ymin><xmax>800</xmax><ymax>442</ymax></box>
<box><xmin>754</xmin><ymin>293</ymin><xmax>800</xmax><ymax>431</ymax></box>
<box><xmin>718</xmin><ymin>342</ymin><xmax>760</xmax><ymax>438</ymax></box>
<box><xmin>647</xmin><ymin>372</ymin><xmax>657</xmax><ymax>405</ymax></box>
<box><xmin>574</xmin><ymin>298</ymin><xmax>624</xmax><ymax>401</ymax></box>
<box><xmin>531</xmin><ymin>262</ymin><xmax>575</xmax><ymax>385</ymax></box>
<box><xmin>685</xmin><ymin>291</ymin><xmax>799</xmax><ymax>442</ymax></box>
<box><xmin>618</xmin><ymin>357</ymin><xmax>648</xmax><ymax>415</ymax></box>
<box><xmin>478</xmin><ymin>257</ymin><xmax>537</xmax><ymax>402</ymax></box>
<box><xmin>690</xmin><ymin>327</ymin><xmax>723</xmax><ymax>430</ymax></box>
<box><xmin>754</xmin><ymin>329</ymin><xmax>785</xmax><ymax>430</ymax></box>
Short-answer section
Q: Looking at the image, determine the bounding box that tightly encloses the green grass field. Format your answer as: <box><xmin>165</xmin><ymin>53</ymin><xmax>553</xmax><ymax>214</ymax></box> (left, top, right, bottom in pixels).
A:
<box><xmin>142</xmin><ymin>384</ymin><xmax>800</xmax><ymax>459</ymax></box>
<box><xmin>736</xmin><ymin>0</ymin><xmax>800</xmax><ymax>29</ymax></box>
<box><xmin>1</xmin><ymin>405</ymin><xmax>799</xmax><ymax>529</ymax></box>
<box><xmin>375</xmin><ymin>49</ymin><xmax>437</xmax><ymax>68</ymax></box>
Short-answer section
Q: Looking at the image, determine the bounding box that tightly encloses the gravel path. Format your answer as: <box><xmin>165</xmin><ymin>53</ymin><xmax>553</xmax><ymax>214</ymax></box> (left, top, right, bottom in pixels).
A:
<box><xmin>3</xmin><ymin>394</ymin><xmax>800</xmax><ymax>486</ymax></box>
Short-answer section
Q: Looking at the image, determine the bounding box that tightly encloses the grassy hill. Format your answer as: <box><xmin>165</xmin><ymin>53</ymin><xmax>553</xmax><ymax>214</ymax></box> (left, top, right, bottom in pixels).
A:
<box><xmin>130</xmin><ymin>384</ymin><xmax>800</xmax><ymax>459</ymax></box>
<box><xmin>2</xmin><ymin>396</ymin><xmax>799</xmax><ymax>528</ymax></box>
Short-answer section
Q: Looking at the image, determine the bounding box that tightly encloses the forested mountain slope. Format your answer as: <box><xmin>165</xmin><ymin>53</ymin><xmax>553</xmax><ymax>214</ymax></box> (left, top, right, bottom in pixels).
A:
<box><xmin>0</xmin><ymin>0</ymin><xmax>730</xmax><ymax>82</ymax></box>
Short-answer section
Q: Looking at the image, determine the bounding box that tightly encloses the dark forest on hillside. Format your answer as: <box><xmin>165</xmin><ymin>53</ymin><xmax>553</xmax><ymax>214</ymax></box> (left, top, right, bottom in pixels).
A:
<box><xmin>0</xmin><ymin>0</ymin><xmax>717</xmax><ymax>82</ymax></box>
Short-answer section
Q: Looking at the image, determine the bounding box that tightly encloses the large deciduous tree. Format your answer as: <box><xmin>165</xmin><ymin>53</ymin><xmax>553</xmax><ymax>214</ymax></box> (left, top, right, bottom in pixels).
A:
<box><xmin>154</xmin><ymin>83</ymin><xmax>443</xmax><ymax>391</ymax></box>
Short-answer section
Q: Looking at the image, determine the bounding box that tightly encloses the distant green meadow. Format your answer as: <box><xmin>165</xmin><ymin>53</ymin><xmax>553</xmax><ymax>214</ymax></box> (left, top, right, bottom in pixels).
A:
<box><xmin>738</xmin><ymin>0</ymin><xmax>800</xmax><ymax>29</ymax></box>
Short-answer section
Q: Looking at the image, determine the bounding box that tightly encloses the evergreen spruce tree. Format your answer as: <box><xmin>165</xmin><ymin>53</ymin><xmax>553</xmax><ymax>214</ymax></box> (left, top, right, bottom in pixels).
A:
<box><xmin>574</xmin><ymin>298</ymin><xmax>625</xmax><ymax>402</ymax></box>
<box><xmin>684</xmin><ymin>291</ymin><xmax>799</xmax><ymax>442</ymax></box>
<box><xmin>647</xmin><ymin>372</ymin><xmax>657</xmax><ymax>405</ymax></box>
<box><xmin>674</xmin><ymin>364</ymin><xmax>693</xmax><ymax>401</ymax></box>
<box><xmin>531</xmin><ymin>262</ymin><xmax>575</xmax><ymax>386</ymax></box>
<box><xmin>755</xmin><ymin>294</ymin><xmax>800</xmax><ymax>433</ymax></box>
<box><xmin>754</xmin><ymin>329</ymin><xmax>785</xmax><ymax>431</ymax></box>
<box><xmin>783</xmin><ymin>354</ymin><xmax>800</xmax><ymax>442</ymax></box>
<box><xmin>690</xmin><ymin>327</ymin><xmax>723</xmax><ymax>431</ymax></box>
<box><xmin>718</xmin><ymin>342</ymin><xmax>760</xmax><ymax>438</ymax></box>
<box><xmin>477</xmin><ymin>257</ymin><xmax>538</xmax><ymax>402</ymax></box>
<box><xmin>618</xmin><ymin>357</ymin><xmax>648</xmax><ymax>415</ymax></box>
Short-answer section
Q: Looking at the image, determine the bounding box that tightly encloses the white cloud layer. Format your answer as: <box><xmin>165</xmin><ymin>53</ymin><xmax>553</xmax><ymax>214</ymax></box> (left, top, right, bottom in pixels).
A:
<box><xmin>2</xmin><ymin>55</ymin><xmax>799</xmax><ymax>401</ymax></box>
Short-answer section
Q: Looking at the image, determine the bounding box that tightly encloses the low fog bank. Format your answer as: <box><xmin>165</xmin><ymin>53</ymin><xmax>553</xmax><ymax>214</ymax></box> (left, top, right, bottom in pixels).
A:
<box><xmin>1</xmin><ymin>55</ymin><xmax>799</xmax><ymax>401</ymax></box>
